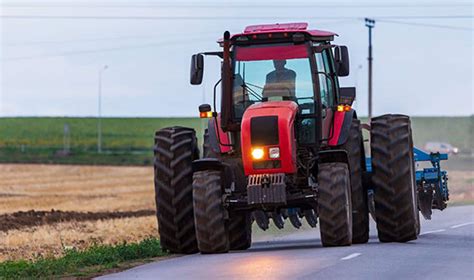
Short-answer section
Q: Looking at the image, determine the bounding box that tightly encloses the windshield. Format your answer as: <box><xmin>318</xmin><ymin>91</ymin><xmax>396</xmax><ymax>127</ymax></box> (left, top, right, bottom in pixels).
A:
<box><xmin>232</xmin><ymin>44</ymin><xmax>314</xmax><ymax>119</ymax></box>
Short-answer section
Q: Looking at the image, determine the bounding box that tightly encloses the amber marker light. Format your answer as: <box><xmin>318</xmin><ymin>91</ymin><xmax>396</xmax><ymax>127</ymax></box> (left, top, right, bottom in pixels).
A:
<box><xmin>337</xmin><ymin>105</ymin><xmax>352</xmax><ymax>112</ymax></box>
<box><xmin>199</xmin><ymin>111</ymin><xmax>213</xmax><ymax>118</ymax></box>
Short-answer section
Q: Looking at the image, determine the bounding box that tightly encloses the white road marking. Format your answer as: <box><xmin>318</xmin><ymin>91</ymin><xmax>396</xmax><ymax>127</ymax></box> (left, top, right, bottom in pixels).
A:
<box><xmin>341</xmin><ymin>253</ymin><xmax>361</xmax><ymax>260</ymax></box>
<box><xmin>420</xmin><ymin>229</ymin><xmax>446</xmax><ymax>236</ymax></box>
<box><xmin>450</xmin><ymin>222</ymin><xmax>474</xmax><ymax>229</ymax></box>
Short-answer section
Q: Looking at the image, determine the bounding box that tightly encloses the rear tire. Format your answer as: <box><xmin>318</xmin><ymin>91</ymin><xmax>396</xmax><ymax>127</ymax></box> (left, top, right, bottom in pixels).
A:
<box><xmin>153</xmin><ymin>127</ymin><xmax>199</xmax><ymax>253</ymax></box>
<box><xmin>318</xmin><ymin>162</ymin><xmax>353</xmax><ymax>247</ymax></box>
<box><xmin>371</xmin><ymin>114</ymin><xmax>419</xmax><ymax>242</ymax></box>
<box><xmin>193</xmin><ymin>170</ymin><xmax>230</xmax><ymax>254</ymax></box>
<box><xmin>340</xmin><ymin>119</ymin><xmax>369</xmax><ymax>244</ymax></box>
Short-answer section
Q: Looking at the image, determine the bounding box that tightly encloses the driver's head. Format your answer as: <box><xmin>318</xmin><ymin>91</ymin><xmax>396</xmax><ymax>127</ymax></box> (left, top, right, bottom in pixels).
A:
<box><xmin>273</xmin><ymin>60</ymin><xmax>286</xmax><ymax>70</ymax></box>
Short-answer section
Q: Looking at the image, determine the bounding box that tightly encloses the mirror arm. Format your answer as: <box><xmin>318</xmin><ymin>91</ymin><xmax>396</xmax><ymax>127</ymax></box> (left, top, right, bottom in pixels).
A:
<box><xmin>213</xmin><ymin>79</ymin><xmax>222</xmax><ymax>113</ymax></box>
<box><xmin>202</xmin><ymin>51</ymin><xmax>227</xmax><ymax>58</ymax></box>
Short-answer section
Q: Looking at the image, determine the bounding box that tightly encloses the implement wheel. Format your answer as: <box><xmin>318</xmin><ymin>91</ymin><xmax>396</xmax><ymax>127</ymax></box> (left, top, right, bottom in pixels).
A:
<box><xmin>371</xmin><ymin>114</ymin><xmax>419</xmax><ymax>242</ymax></box>
<box><xmin>318</xmin><ymin>162</ymin><xmax>353</xmax><ymax>247</ymax></box>
<box><xmin>193</xmin><ymin>170</ymin><xmax>230</xmax><ymax>253</ymax></box>
<box><xmin>153</xmin><ymin>127</ymin><xmax>199</xmax><ymax>253</ymax></box>
<box><xmin>340</xmin><ymin>119</ymin><xmax>369</xmax><ymax>244</ymax></box>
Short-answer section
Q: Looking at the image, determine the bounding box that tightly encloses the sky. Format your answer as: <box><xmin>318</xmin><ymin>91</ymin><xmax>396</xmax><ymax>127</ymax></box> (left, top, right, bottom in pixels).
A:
<box><xmin>0</xmin><ymin>0</ymin><xmax>472</xmax><ymax>117</ymax></box>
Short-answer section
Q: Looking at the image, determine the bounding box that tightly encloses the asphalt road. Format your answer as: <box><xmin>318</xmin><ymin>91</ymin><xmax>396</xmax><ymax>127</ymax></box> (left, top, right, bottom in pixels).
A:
<box><xmin>100</xmin><ymin>205</ymin><xmax>474</xmax><ymax>280</ymax></box>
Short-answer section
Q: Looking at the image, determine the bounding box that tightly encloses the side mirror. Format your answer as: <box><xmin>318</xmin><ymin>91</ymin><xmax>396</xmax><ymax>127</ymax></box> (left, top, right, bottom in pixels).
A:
<box><xmin>339</xmin><ymin>87</ymin><xmax>356</xmax><ymax>105</ymax></box>
<box><xmin>190</xmin><ymin>54</ymin><xmax>204</xmax><ymax>85</ymax></box>
<box><xmin>334</xmin><ymin>46</ymin><xmax>350</xmax><ymax>77</ymax></box>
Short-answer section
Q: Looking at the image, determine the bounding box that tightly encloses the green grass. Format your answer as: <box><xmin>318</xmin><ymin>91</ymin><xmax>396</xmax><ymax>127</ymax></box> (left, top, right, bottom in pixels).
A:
<box><xmin>0</xmin><ymin>116</ymin><xmax>471</xmax><ymax>165</ymax></box>
<box><xmin>0</xmin><ymin>117</ymin><xmax>206</xmax><ymax>165</ymax></box>
<box><xmin>0</xmin><ymin>238</ymin><xmax>167</xmax><ymax>279</ymax></box>
<box><xmin>0</xmin><ymin>117</ymin><xmax>204</xmax><ymax>149</ymax></box>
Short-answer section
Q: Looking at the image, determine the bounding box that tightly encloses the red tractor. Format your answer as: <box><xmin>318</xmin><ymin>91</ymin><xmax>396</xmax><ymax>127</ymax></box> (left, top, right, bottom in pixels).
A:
<box><xmin>153</xmin><ymin>23</ymin><xmax>420</xmax><ymax>254</ymax></box>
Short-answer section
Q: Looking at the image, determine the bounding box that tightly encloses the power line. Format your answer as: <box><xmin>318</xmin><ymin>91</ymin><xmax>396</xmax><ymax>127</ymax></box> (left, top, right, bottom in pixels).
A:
<box><xmin>3</xmin><ymin>31</ymin><xmax>223</xmax><ymax>46</ymax></box>
<box><xmin>4</xmin><ymin>35</ymin><xmax>166</xmax><ymax>46</ymax></box>
<box><xmin>1</xmin><ymin>15</ymin><xmax>472</xmax><ymax>20</ymax></box>
<box><xmin>1</xmin><ymin>37</ymin><xmax>218</xmax><ymax>62</ymax></box>
<box><xmin>2</xmin><ymin>2</ymin><xmax>473</xmax><ymax>8</ymax></box>
<box><xmin>378</xmin><ymin>19</ymin><xmax>473</xmax><ymax>31</ymax></box>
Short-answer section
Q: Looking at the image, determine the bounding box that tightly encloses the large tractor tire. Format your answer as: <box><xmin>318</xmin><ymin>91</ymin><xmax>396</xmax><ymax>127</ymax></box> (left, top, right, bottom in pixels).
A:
<box><xmin>318</xmin><ymin>162</ymin><xmax>353</xmax><ymax>247</ymax></box>
<box><xmin>371</xmin><ymin>114</ymin><xmax>419</xmax><ymax>242</ymax></box>
<box><xmin>153</xmin><ymin>127</ymin><xmax>199</xmax><ymax>253</ymax></box>
<box><xmin>193</xmin><ymin>170</ymin><xmax>230</xmax><ymax>253</ymax></box>
<box><xmin>340</xmin><ymin>119</ymin><xmax>369</xmax><ymax>244</ymax></box>
<box><xmin>229</xmin><ymin>212</ymin><xmax>252</xmax><ymax>250</ymax></box>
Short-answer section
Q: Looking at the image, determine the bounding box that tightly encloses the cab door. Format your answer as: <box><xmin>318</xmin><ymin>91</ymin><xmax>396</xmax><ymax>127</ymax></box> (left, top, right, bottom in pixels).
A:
<box><xmin>315</xmin><ymin>49</ymin><xmax>336</xmax><ymax>143</ymax></box>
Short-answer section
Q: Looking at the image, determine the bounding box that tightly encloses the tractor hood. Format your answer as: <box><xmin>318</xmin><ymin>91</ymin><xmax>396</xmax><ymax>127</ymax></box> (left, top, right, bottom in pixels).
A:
<box><xmin>240</xmin><ymin>101</ymin><xmax>298</xmax><ymax>175</ymax></box>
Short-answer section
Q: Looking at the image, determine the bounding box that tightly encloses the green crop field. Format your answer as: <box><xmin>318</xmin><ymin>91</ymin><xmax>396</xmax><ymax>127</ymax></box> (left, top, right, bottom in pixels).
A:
<box><xmin>0</xmin><ymin>117</ymin><xmax>206</xmax><ymax>165</ymax></box>
<box><xmin>0</xmin><ymin>116</ymin><xmax>472</xmax><ymax>165</ymax></box>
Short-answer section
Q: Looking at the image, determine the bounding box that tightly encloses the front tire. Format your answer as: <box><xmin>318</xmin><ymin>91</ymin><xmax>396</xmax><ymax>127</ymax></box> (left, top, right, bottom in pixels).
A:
<box><xmin>318</xmin><ymin>162</ymin><xmax>353</xmax><ymax>247</ymax></box>
<box><xmin>193</xmin><ymin>170</ymin><xmax>230</xmax><ymax>253</ymax></box>
<box><xmin>371</xmin><ymin>114</ymin><xmax>419</xmax><ymax>242</ymax></box>
<box><xmin>229</xmin><ymin>212</ymin><xmax>252</xmax><ymax>250</ymax></box>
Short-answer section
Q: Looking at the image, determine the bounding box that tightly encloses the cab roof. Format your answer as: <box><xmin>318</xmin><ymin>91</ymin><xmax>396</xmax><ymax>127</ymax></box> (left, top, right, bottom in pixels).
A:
<box><xmin>240</xmin><ymin>22</ymin><xmax>337</xmax><ymax>38</ymax></box>
<box><xmin>218</xmin><ymin>22</ymin><xmax>337</xmax><ymax>45</ymax></box>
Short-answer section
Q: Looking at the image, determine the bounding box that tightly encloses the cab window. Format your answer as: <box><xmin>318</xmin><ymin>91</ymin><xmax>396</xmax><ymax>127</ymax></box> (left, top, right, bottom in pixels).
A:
<box><xmin>315</xmin><ymin>50</ymin><xmax>335</xmax><ymax>109</ymax></box>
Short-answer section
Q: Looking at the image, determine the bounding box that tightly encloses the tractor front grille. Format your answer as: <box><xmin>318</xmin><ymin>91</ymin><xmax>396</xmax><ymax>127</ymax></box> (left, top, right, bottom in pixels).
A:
<box><xmin>247</xmin><ymin>173</ymin><xmax>286</xmax><ymax>205</ymax></box>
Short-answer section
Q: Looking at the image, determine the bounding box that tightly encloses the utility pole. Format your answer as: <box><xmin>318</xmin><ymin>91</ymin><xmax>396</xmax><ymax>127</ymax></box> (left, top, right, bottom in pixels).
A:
<box><xmin>365</xmin><ymin>18</ymin><xmax>375</xmax><ymax>120</ymax></box>
<box><xmin>97</xmin><ymin>65</ymin><xmax>108</xmax><ymax>154</ymax></box>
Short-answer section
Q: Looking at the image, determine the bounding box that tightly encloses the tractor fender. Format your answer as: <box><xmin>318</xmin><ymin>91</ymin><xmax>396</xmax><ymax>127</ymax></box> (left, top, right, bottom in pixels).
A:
<box><xmin>192</xmin><ymin>158</ymin><xmax>225</xmax><ymax>173</ymax></box>
<box><xmin>192</xmin><ymin>158</ymin><xmax>235</xmax><ymax>191</ymax></box>
<box><xmin>318</xmin><ymin>149</ymin><xmax>349</xmax><ymax>165</ymax></box>
<box><xmin>328</xmin><ymin>109</ymin><xmax>356</xmax><ymax>146</ymax></box>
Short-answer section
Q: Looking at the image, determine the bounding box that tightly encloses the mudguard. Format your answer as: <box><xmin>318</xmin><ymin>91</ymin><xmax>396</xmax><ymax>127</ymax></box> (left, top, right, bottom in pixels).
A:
<box><xmin>328</xmin><ymin>109</ymin><xmax>355</xmax><ymax>146</ymax></box>
<box><xmin>192</xmin><ymin>158</ymin><xmax>225</xmax><ymax>173</ymax></box>
<box><xmin>318</xmin><ymin>149</ymin><xmax>349</xmax><ymax>165</ymax></box>
<box><xmin>192</xmin><ymin>158</ymin><xmax>235</xmax><ymax>191</ymax></box>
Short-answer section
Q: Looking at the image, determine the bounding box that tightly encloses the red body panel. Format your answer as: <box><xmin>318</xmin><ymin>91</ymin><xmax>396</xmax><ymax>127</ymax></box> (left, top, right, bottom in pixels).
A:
<box><xmin>216</xmin><ymin>115</ymin><xmax>231</xmax><ymax>153</ymax></box>
<box><xmin>235</xmin><ymin>44</ymin><xmax>308</xmax><ymax>61</ymax></box>
<box><xmin>241</xmin><ymin>101</ymin><xmax>298</xmax><ymax>175</ymax></box>
<box><xmin>329</xmin><ymin>111</ymin><xmax>345</xmax><ymax>146</ymax></box>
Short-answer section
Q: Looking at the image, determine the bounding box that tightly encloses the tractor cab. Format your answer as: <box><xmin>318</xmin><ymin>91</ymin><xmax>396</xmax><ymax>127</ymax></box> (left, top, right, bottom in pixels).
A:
<box><xmin>191</xmin><ymin>23</ymin><xmax>356</xmax><ymax>175</ymax></box>
<box><xmin>191</xmin><ymin>23</ymin><xmax>354</xmax><ymax>138</ymax></box>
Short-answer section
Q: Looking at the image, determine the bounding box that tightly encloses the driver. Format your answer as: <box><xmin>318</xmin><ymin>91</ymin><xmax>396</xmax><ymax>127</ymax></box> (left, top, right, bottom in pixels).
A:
<box><xmin>264</xmin><ymin>59</ymin><xmax>296</xmax><ymax>99</ymax></box>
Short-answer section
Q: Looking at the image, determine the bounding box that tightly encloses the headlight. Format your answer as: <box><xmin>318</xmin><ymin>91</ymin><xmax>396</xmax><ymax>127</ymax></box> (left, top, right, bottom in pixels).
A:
<box><xmin>269</xmin><ymin>147</ymin><xmax>280</xmax><ymax>159</ymax></box>
<box><xmin>251</xmin><ymin>148</ymin><xmax>264</xmax><ymax>160</ymax></box>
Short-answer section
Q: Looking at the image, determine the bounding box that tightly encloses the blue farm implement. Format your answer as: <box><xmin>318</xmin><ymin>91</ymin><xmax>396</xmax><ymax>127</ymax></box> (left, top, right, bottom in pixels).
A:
<box><xmin>366</xmin><ymin>147</ymin><xmax>449</xmax><ymax>221</ymax></box>
<box><xmin>414</xmin><ymin>148</ymin><xmax>449</xmax><ymax>219</ymax></box>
